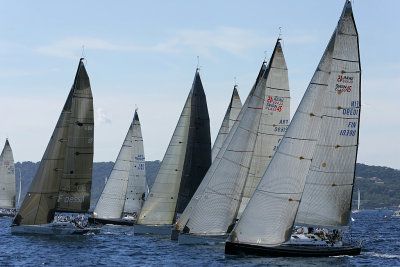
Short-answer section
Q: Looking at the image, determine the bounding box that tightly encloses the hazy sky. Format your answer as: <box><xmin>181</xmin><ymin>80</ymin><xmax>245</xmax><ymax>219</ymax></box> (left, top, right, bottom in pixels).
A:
<box><xmin>0</xmin><ymin>0</ymin><xmax>398</xmax><ymax>169</ymax></box>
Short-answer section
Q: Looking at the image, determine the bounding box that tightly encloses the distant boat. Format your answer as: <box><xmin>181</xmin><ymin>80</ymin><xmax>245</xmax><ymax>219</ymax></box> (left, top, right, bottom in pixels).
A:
<box><xmin>352</xmin><ymin>189</ymin><xmax>360</xmax><ymax>213</ymax></box>
<box><xmin>210</xmin><ymin>85</ymin><xmax>242</xmax><ymax>162</ymax></box>
<box><xmin>0</xmin><ymin>139</ymin><xmax>16</xmax><ymax>217</ymax></box>
<box><xmin>135</xmin><ymin>68</ymin><xmax>211</xmax><ymax>235</ymax></box>
<box><xmin>177</xmin><ymin>38</ymin><xmax>290</xmax><ymax>245</ymax></box>
<box><xmin>90</xmin><ymin>110</ymin><xmax>147</xmax><ymax>226</ymax></box>
<box><xmin>225</xmin><ymin>0</ymin><xmax>362</xmax><ymax>257</ymax></box>
<box><xmin>392</xmin><ymin>205</ymin><xmax>400</xmax><ymax>217</ymax></box>
<box><xmin>11</xmin><ymin>58</ymin><xmax>99</xmax><ymax>235</ymax></box>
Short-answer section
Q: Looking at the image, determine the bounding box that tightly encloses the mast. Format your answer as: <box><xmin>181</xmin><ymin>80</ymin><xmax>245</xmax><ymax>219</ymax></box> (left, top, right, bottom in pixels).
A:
<box><xmin>0</xmin><ymin>139</ymin><xmax>16</xmax><ymax>209</ymax></box>
<box><xmin>17</xmin><ymin>168</ymin><xmax>22</xmax><ymax>207</ymax></box>
<box><xmin>211</xmin><ymin>86</ymin><xmax>242</xmax><ymax>162</ymax></box>
<box><xmin>13</xmin><ymin>59</ymin><xmax>92</xmax><ymax>226</ymax></box>
<box><xmin>357</xmin><ymin>189</ymin><xmax>360</xmax><ymax>210</ymax></box>
<box><xmin>93</xmin><ymin>117</ymin><xmax>135</xmax><ymax>219</ymax></box>
<box><xmin>176</xmin><ymin>69</ymin><xmax>212</xmax><ymax>213</ymax></box>
<box><xmin>123</xmin><ymin>110</ymin><xmax>147</xmax><ymax>215</ymax></box>
<box><xmin>230</xmin><ymin>0</ymin><xmax>360</xmax><ymax>246</ymax></box>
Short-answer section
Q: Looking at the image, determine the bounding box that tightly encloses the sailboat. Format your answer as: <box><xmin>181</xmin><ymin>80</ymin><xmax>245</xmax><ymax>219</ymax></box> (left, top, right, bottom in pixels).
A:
<box><xmin>0</xmin><ymin>139</ymin><xmax>16</xmax><ymax>217</ymax></box>
<box><xmin>11</xmin><ymin>58</ymin><xmax>99</xmax><ymax>235</ymax></box>
<box><xmin>210</xmin><ymin>85</ymin><xmax>242</xmax><ymax>162</ymax></box>
<box><xmin>352</xmin><ymin>189</ymin><xmax>360</xmax><ymax>213</ymax></box>
<box><xmin>225</xmin><ymin>0</ymin><xmax>361</xmax><ymax>256</ymax></box>
<box><xmin>177</xmin><ymin>39</ymin><xmax>290</xmax><ymax>245</ymax></box>
<box><xmin>392</xmin><ymin>205</ymin><xmax>400</xmax><ymax>217</ymax></box>
<box><xmin>89</xmin><ymin>110</ymin><xmax>147</xmax><ymax>226</ymax></box>
<box><xmin>135</xmin><ymin>68</ymin><xmax>211</xmax><ymax>235</ymax></box>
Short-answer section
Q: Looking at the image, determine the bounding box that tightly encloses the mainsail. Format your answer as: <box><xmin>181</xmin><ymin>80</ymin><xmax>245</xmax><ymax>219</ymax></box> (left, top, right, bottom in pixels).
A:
<box><xmin>137</xmin><ymin>69</ymin><xmax>211</xmax><ymax>225</ymax></box>
<box><xmin>0</xmin><ymin>139</ymin><xmax>16</xmax><ymax>209</ymax></box>
<box><xmin>211</xmin><ymin>86</ymin><xmax>242</xmax><ymax>162</ymax></box>
<box><xmin>176</xmin><ymin>71</ymin><xmax>211</xmax><ymax>213</ymax></box>
<box><xmin>181</xmin><ymin>40</ymin><xmax>287</xmax><ymax>237</ymax></box>
<box><xmin>123</xmin><ymin>111</ymin><xmax>147</xmax><ymax>215</ymax></box>
<box><xmin>13</xmin><ymin>59</ymin><xmax>93</xmax><ymax>226</ymax></box>
<box><xmin>93</xmin><ymin>116</ymin><xmax>135</xmax><ymax>219</ymax></box>
<box><xmin>230</xmin><ymin>1</ymin><xmax>360</xmax><ymax>246</ymax></box>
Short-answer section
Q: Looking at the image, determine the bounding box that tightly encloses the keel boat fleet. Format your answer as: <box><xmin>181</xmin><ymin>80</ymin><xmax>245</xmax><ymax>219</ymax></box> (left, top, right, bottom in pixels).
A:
<box><xmin>2</xmin><ymin>0</ymin><xmax>366</xmax><ymax>258</ymax></box>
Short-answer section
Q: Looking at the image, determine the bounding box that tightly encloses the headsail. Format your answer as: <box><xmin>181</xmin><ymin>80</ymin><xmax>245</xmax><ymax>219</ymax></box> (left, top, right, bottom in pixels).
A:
<box><xmin>13</xmin><ymin>59</ymin><xmax>92</xmax><ymax>226</ymax></box>
<box><xmin>56</xmin><ymin>60</ymin><xmax>94</xmax><ymax>213</ymax></box>
<box><xmin>230</xmin><ymin>1</ymin><xmax>360</xmax><ymax>246</ymax></box>
<box><xmin>176</xmin><ymin>70</ymin><xmax>211</xmax><ymax>213</ymax></box>
<box><xmin>93</xmin><ymin>117</ymin><xmax>135</xmax><ymax>219</ymax></box>
<box><xmin>177</xmin><ymin>62</ymin><xmax>267</xmax><ymax>231</ymax></box>
<box><xmin>123</xmin><ymin>110</ymin><xmax>147</xmax><ymax>215</ymax></box>
<box><xmin>295</xmin><ymin>2</ymin><xmax>361</xmax><ymax>227</ymax></box>
<box><xmin>237</xmin><ymin>40</ymin><xmax>290</xmax><ymax>217</ymax></box>
<box><xmin>211</xmin><ymin>86</ymin><xmax>242</xmax><ymax>162</ymax></box>
<box><xmin>137</xmin><ymin>89</ymin><xmax>192</xmax><ymax>225</ymax></box>
<box><xmin>0</xmin><ymin>139</ymin><xmax>16</xmax><ymax>209</ymax></box>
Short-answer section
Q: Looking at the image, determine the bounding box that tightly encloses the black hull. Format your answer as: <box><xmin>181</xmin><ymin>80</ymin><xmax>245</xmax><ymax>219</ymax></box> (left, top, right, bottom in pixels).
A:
<box><xmin>225</xmin><ymin>241</ymin><xmax>361</xmax><ymax>257</ymax></box>
<box><xmin>88</xmin><ymin>217</ymin><xmax>135</xmax><ymax>226</ymax></box>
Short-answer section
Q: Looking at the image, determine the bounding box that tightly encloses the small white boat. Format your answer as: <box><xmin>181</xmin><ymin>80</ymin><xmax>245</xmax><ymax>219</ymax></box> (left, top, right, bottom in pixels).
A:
<box><xmin>392</xmin><ymin>206</ymin><xmax>400</xmax><ymax>217</ymax></box>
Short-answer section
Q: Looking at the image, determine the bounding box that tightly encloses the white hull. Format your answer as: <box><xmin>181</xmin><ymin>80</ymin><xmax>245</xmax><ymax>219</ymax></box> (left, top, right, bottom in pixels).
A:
<box><xmin>178</xmin><ymin>233</ymin><xmax>227</xmax><ymax>245</ymax></box>
<box><xmin>11</xmin><ymin>222</ymin><xmax>101</xmax><ymax>235</ymax></box>
<box><xmin>134</xmin><ymin>224</ymin><xmax>174</xmax><ymax>235</ymax></box>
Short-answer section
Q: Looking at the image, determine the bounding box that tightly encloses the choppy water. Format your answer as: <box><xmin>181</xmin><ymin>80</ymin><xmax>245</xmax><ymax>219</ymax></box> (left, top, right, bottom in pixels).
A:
<box><xmin>0</xmin><ymin>209</ymin><xmax>399</xmax><ymax>266</ymax></box>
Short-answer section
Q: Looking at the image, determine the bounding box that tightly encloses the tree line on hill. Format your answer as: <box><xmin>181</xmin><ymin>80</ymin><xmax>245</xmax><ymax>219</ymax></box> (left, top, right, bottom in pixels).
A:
<box><xmin>14</xmin><ymin>161</ymin><xmax>399</xmax><ymax>210</ymax></box>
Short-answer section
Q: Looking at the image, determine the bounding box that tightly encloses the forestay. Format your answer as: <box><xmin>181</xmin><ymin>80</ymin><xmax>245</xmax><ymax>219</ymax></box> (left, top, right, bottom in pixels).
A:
<box><xmin>211</xmin><ymin>86</ymin><xmax>242</xmax><ymax>162</ymax></box>
<box><xmin>93</xmin><ymin>119</ymin><xmax>135</xmax><ymax>219</ymax></box>
<box><xmin>0</xmin><ymin>140</ymin><xmax>16</xmax><ymax>209</ymax></box>
<box><xmin>230</xmin><ymin>1</ymin><xmax>359</xmax><ymax>246</ymax></box>
<box><xmin>124</xmin><ymin>111</ymin><xmax>147</xmax><ymax>215</ymax></box>
<box><xmin>295</xmin><ymin>1</ymin><xmax>361</xmax><ymax>227</ymax></box>
<box><xmin>237</xmin><ymin>41</ymin><xmax>290</xmax><ymax>218</ymax></box>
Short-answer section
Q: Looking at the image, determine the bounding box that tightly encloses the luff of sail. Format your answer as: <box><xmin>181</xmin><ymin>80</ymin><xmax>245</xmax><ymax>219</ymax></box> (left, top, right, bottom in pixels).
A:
<box><xmin>295</xmin><ymin>2</ymin><xmax>361</xmax><ymax>227</ymax></box>
<box><xmin>176</xmin><ymin>70</ymin><xmax>211</xmax><ymax>214</ymax></box>
<box><xmin>93</xmin><ymin>117</ymin><xmax>135</xmax><ymax>219</ymax></box>
<box><xmin>123</xmin><ymin>110</ymin><xmax>147</xmax><ymax>215</ymax></box>
<box><xmin>56</xmin><ymin>60</ymin><xmax>94</xmax><ymax>213</ymax></box>
<box><xmin>237</xmin><ymin>40</ymin><xmax>290</xmax><ymax>218</ymax></box>
<box><xmin>211</xmin><ymin>86</ymin><xmax>242</xmax><ymax>162</ymax></box>
<box><xmin>177</xmin><ymin>62</ymin><xmax>267</xmax><ymax>231</ymax></box>
<box><xmin>230</xmin><ymin>1</ymin><xmax>359</xmax><ymax>246</ymax></box>
<box><xmin>0</xmin><ymin>139</ymin><xmax>16</xmax><ymax>209</ymax></box>
<box><xmin>137</xmin><ymin>92</ymin><xmax>192</xmax><ymax>225</ymax></box>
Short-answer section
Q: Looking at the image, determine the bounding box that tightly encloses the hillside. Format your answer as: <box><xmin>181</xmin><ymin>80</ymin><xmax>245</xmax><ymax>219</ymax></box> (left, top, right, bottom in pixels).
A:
<box><xmin>14</xmin><ymin>161</ymin><xmax>399</xmax><ymax>209</ymax></box>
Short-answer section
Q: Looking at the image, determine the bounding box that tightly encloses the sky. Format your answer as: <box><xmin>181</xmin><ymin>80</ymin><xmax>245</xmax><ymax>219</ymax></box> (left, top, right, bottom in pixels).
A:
<box><xmin>0</xmin><ymin>0</ymin><xmax>398</xmax><ymax>169</ymax></box>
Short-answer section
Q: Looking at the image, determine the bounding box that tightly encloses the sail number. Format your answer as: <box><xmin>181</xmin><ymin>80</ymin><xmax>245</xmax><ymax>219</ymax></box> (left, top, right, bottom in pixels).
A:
<box><xmin>339</xmin><ymin>121</ymin><xmax>357</xmax><ymax>136</ymax></box>
<box><xmin>274</xmin><ymin>126</ymin><xmax>287</xmax><ymax>133</ymax></box>
<box><xmin>138</xmin><ymin>163</ymin><xmax>145</xmax><ymax>170</ymax></box>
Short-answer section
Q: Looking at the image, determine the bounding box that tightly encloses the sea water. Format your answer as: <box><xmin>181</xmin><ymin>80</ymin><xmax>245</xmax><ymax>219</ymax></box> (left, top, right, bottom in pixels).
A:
<box><xmin>0</xmin><ymin>209</ymin><xmax>399</xmax><ymax>266</ymax></box>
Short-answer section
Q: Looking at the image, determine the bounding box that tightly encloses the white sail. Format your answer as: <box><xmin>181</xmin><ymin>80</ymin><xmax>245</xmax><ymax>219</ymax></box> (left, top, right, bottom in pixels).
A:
<box><xmin>295</xmin><ymin>1</ymin><xmax>360</xmax><ymax>227</ymax></box>
<box><xmin>211</xmin><ymin>86</ymin><xmax>242</xmax><ymax>162</ymax></box>
<box><xmin>93</xmin><ymin>121</ymin><xmax>134</xmax><ymax>219</ymax></box>
<box><xmin>237</xmin><ymin>41</ymin><xmax>290</xmax><ymax>218</ymax></box>
<box><xmin>177</xmin><ymin>63</ymin><xmax>268</xmax><ymax>232</ymax></box>
<box><xmin>231</xmin><ymin>1</ymin><xmax>359</xmax><ymax>246</ymax></box>
<box><xmin>137</xmin><ymin>92</ymin><xmax>192</xmax><ymax>225</ymax></box>
<box><xmin>124</xmin><ymin>111</ymin><xmax>147</xmax><ymax>215</ymax></box>
<box><xmin>0</xmin><ymin>139</ymin><xmax>16</xmax><ymax>209</ymax></box>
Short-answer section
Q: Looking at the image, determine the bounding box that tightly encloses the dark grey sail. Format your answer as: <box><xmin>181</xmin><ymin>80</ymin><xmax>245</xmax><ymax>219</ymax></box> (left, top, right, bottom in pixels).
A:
<box><xmin>176</xmin><ymin>69</ymin><xmax>211</xmax><ymax>214</ymax></box>
<box><xmin>13</xmin><ymin>59</ymin><xmax>93</xmax><ymax>226</ymax></box>
<box><xmin>56</xmin><ymin>60</ymin><xmax>94</xmax><ymax>213</ymax></box>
